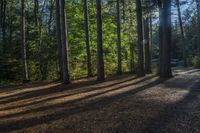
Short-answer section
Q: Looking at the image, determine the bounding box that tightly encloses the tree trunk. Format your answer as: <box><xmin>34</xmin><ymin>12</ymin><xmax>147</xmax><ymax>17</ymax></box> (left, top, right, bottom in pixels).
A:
<box><xmin>83</xmin><ymin>0</ymin><xmax>92</xmax><ymax>77</ymax></box>
<box><xmin>2</xmin><ymin>0</ymin><xmax>6</xmax><ymax>43</ymax></box>
<box><xmin>21</xmin><ymin>0</ymin><xmax>29</xmax><ymax>82</ymax></box>
<box><xmin>34</xmin><ymin>0</ymin><xmax>39</xmax><ymax>26</ymax></box>
<box><xmin>130</xmin><ymin>42</ymin><xmax>135</xmax><ymax>73</ymax></box>
<box><xmin>55</xmin><ymin>0</ymin><xmax>63</xmax><ymax>80</ymax></box>
<box><xmin>60</xmin><ymin>0</ymin><xmax>70</xmax><ymax>84</ymax></box>
<box><xmin>160</xmin><ymin>0</ymin><xmax>172</xmax><ymax>78</ymax></box>
<box><xmin>135</xmin><ymin>0</ymin><xmax>145</xmax><ymax>76</ymax></box>
<box><xmin>0</xmin><ymin>1</ymin><xmax>2</xmax><ymax>27</ymax></box>
<box><xmin>149</xmin><ymin>15</ymin><xmax>153</xmax><ymax>61</ymax></box>
<box><xmin>176</xmin><ymin>0</ymin><xmax>186</xmax><ymax>65</ymax></box>
<box><xmin>196</xmin><ymin>0</ymin><xmax>200</xmax><ymax>56</ymax></box>
<box><xmin>158</xmin><ymin>0</ymin><xmax>163</xmax><ymax>75</ymax></box>
<box><xmin>144</xmin><ymin>16</ymin><xmax>152</xmax><ymax>74</ymax></box>
<box><xmin>116</xmin><ymin>0</ymin><xmax>122</xmax><ymax>74</ymax></box>
<box><xmin>96</xmin><ymin>0</ymin><xmax>105</xmax><ymax>81</ymax></box>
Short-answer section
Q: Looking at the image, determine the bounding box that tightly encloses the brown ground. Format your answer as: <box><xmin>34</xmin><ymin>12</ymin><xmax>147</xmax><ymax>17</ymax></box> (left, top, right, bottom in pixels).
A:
<box><xmin>0</xmin><ymin>67</ymin><xmax>200</xmax><ymax>133</ymax></box>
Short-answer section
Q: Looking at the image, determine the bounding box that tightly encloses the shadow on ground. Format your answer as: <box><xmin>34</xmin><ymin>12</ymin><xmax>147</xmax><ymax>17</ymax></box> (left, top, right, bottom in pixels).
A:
<box><xmin>0</xmin><ymin>68</ymin><xmax>199</xmax><ymax>133</ymax></box>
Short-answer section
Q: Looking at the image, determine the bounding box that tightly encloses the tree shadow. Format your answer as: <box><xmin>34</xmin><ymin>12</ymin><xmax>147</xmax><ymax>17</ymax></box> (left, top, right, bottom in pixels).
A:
<box><xmin>143</xmin><ymin>77</ymin><xmax>200</xmax><ymax>133</ymax></box>
<box><xmin>0</xmin><ymin>75</ymin><xmax>154</xmax><ymax>107</ymax></box>
<box><xmin>0</xmin><ymin>75</ymin><xmax>157</xmax><ymax>118</ymax></box>
<box><xmin>0</xmin><ymin>77</ymin><xmax>165</xmax><ymax>132</ymax></box>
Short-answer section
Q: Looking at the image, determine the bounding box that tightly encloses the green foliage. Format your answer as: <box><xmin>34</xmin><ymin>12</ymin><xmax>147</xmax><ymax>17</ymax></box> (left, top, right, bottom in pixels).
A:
<box><xmin>191</xmin><ymin>56</ymin><xmax>200</xmax><ymax>68</ymax></box>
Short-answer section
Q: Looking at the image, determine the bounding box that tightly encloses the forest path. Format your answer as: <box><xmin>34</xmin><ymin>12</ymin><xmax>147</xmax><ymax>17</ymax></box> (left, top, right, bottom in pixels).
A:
<box><xmin>0</xmin><ymin>67</ymin><xmax>200</xmax><ymax>133</ymax></box>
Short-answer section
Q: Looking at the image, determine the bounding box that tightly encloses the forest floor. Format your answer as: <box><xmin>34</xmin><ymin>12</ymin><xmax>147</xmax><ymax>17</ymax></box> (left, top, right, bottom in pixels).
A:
<box><xmin>0</xmin><ymin>67</ymin><xmax>200</xmax><ymax>133</ymax></box>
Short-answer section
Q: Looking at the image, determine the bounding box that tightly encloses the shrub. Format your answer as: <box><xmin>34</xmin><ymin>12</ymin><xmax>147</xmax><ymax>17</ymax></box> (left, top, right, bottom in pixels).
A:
<box><xmin>191</xmin><ymin>56</ymin><xmax>200</xmax><ymax>68</ymax></box>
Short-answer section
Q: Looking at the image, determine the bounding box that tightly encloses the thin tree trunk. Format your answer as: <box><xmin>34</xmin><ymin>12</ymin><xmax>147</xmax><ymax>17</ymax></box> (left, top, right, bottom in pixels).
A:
<box><xmin>196</xmin><ymin>0</ymin><xmax>200</xmax><ymax>56</ymax></box>
<box><xmin>34</xmin><ymin>0</ymin><xmax>39</xmax><ymax>26</ymax></box>
<box><xmin>149</xmin><ymin>15</ymin><xmax>153</xmax><ymax>61</ymax></box>
<box><xmin>176</xmin><ymin>0</ymin><xmax>186</xmax><ymax>65</ymax></box>
<box><xmin>21</xmin><ymin>0</ymin><xmax>29</xmax><ymax>82</ymax></box>
<box><xmin>8</xmin><ymin>2</ymin><xmax>13</xmax><ymax>45</ymax></box>
<box><xmin>83</xmin><ymin>0</ymin><xmax>92</xmax><ymax>77</ymax></box>
<box><xmin>2</xmin><ymin>0</ymin><xmax>6</xmax><ymax>43</ymax></box>
<box><xmin>0</xmin><ymin>1</ymin><xmax>2</xmax><ymax>27</ymax></box>
<box><xmin>117</xmin><ymin>0</ymin><xmax>122</xmax><ymax>74</ymax></box>
<box><xmin>122</xmin><ymin>0</ymin><xmax>125</xmax><ymax>21</ymax></box>
<box><xmin>144</xmin><ymin>16</ymin><xmax>152</xmax><ymax>73</ymax></box>
<box><xmin>60</xmin><ymin>0</ymin><xmax>70</xmax><ymax>84</ymax></box>
<box><xmin>96</xmin><ymin>0</ymin><xmax>105</xmax><ymax>81</ymax></box>
<box><xmin>160</xmin><ymin>0</ymin><xmax>172</xmax><ymax>78</ymax></box>
<box><xmin>135</xmin><ymin>0</ymin><xmax>145</xmax><ymax>76</ymax></box>
<box><xmin>130</xmin><ymin>42</ymin><xmax>135</xmax><ymax>73</ymax></box>
<box><xmin>158</xmin><ymin>0</ymin><xmax>163</xmax><ymax>75</ymax></box>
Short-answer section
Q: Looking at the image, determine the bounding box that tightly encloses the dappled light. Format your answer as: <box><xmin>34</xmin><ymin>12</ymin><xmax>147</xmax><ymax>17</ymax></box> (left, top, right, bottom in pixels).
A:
<box><xmin>0</xmin><ymin>68</ymin><xmax>200</xmax><ymax>132</ymax></box>
<box><xmin>1</xmin><ymin>0</ymin><xmax>200</xmax><ymax>132</ymax></box>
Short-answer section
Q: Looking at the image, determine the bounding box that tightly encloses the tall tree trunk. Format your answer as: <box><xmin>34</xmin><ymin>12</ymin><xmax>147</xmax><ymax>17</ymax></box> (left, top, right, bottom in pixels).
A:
<box><xmin>135</xmin><ymin>0</ymin><xmax>145</xmax><ymax>76</ymax></box>
<box><xmin>2</xmin><ymin>0</ymin><xmax>6</xmax><ymax>43</ymax></box>
<box><xmin>149</xmin><ymin>15</ymin><xmax>153</xmax><ymax>61</ymax></box>
<box><xmin>117</xmin><ymin>0</ymin><xmax>122</xmax><ymax>74</ymax></box>
<box><xmin>34</xmin><ymin>0</ymin><xmax>39</xmax><ymax>26</ymax></box>
<box><xmin>8</xmin><ymin>1</ymin><xmax>13</xmax><ymax>45</ymax></box>
<box><xmin>176</xmin><ymin>0</ymin><xmax>186</xmax><ymax>65</ymax></box>
<box><xmin>56</xmin><ymin>0</ymin><xmax>63</xmax><ymax>80</ymax></box>
<box><xmin>21</xmin><ymin>0</ymin><xmax>29</xmax><ymax>82</ymax></box>
<box><xmin>160</xmin><ymin>0</ymin><xmax>172</xmax><ymax>78</ymax></box>
<box><xmin>144</xmin><ymin>16</ymin><xmax>152</xmax><ymax>73</ymax></box>
<box><xmin>196</xmin><ymin>0</ymin><xmax>200</xmax><ymax>56</ymax></box>
<box><xmin>83</xmin><ymin>0</ymin><xmax>92</xmax><ymax>77</ymax></box>
<box><xmin>96</xmin><ymin>0</ymin><xmax>105</xmax><ymax>81</ymax></box>
<box><xmin>60</xmin><ymin>0</ymin><xmax>70</xmax><ymax>84</ymax></box>
<box><xmin>158</xmin><ymin>0</ymin><xmax>163</xmax><ymax>75</ymax></box>
<box><xmin>0</xmin><ymin>1</ymin><xmax>2</xmax><ymax>27</ymax></box>
<box><xmin>122</xmin><ymin>0</ymin><xmax>125</xmax><ymax>21</ymax></box>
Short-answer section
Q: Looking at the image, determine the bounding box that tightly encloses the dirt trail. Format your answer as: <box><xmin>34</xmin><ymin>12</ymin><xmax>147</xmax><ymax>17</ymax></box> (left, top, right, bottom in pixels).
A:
<box><xmin>0</xmin><ymin>67</ymin><xmax>200</xmax><ymax>133</ymax></box>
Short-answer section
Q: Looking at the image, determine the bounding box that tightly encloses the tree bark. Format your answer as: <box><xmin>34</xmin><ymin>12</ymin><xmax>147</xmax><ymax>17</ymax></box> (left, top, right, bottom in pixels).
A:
<box><xmin>34</xmin><ymin>0</ymin><xmax>39</xmax><ymax>26</ymax></box>
<box><xmin>83</xmin><ymin>0</ymin><xmax>92</xmax><ymax>77</ymax></box>
<box><xmin>21</xmin><ymin>0</ymin><xmax>29</xmax><ymax>82</ymax></box>
<box><xmin>149</xmin><ymin>15</ymin><xmax>153</xmax><ymax>62</ymax></box>
<box><xmin>96</xmin><ymin>0</ymin><xmax>105</xmax><ymax>81</ymax></box>
<box><xmin>135</xmin><ymin>0</ymin><xmax>145</xmax><ymax>76</ymax></box>
<box><xmin>196</xmin><ymin>0</ymin><xmax>200</xmax><ymax>56</ymax></box>
<box><xmin>59</xmin><ymin>0</ymin><xmax>70</xmax><ymax>84</ymax></box>
<box><xmin>158</xmin><ymin>0</ymin><xmax>163</xmax><ymax>75</ymax></box>
<box><xmin>117</xmin><ymin>0</ymin><xmax>122</xmax><ymax>74</ymax></box>
<box><xmin>160</xmin><ymin>0</ymin><xmax>172</xmax><ymax>78</ymax></box>
<box><xmin>144</xmin><ymin>16</ymin><xmax>152</xmax><ymax>74</ymax></box>
<box><xmin>2</xmin><ymin>0</ymin><xmax>6</xmax><ymax>43</ymax></box>
<box><xmin>176</xmin><ymin>0</ymin><xmax>186</xmax><ymax>65</ymax></box>
<box><xmin>55</xmin><ymin>0</ymin><xmax>63</xmax><ymax>81</ymax></box>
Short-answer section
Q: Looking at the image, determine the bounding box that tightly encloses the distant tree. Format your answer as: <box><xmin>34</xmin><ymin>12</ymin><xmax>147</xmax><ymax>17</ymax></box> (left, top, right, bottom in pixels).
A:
<box><xmin>157</xmin><ymin>0</ymin><xmax>163</xmax><ymax>75</ymax></box>
<box><xmin>83</xmin><ymin>0</ymin><xmax>92</xmax><ymax>77</ymax></box>
<box><xmin>0</xmin><ymin>0</ymin><xmax>6</xmax><ymax>43</ymax></box>
<box><xmin>34</xmin><ymin>0</ymin><xmax>39</xmax><ymax>26</ymax></box>
<box><xmin>21</xmin><ymin>0</ymin><xmax>29</xmax><ymax>82</ymax></box>
<box><xmin>196</xmin><ymin>0</ymin><xmax>200</xmax><ymax>56</ymax></box>
<box><xmin>176</xmin><ymin>0</ymin><xmax>186</xmax><ymax>65</ymax></box>
<box><xmin>116</xmin><ymin>0</ymin><xmax>122</xmax><ymax>74</ymax></box>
